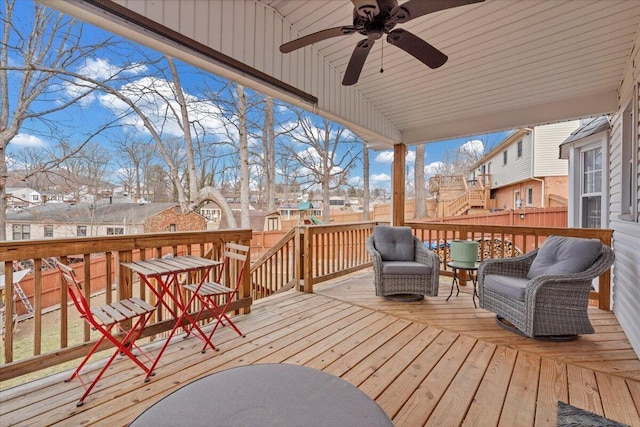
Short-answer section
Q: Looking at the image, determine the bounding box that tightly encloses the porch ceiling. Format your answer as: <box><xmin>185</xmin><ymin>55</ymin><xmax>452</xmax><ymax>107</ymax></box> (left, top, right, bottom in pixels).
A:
<box><xmin>41</xmin><ymin>0</ymin><xmax>640</xmax><ymax>149</ymax></box>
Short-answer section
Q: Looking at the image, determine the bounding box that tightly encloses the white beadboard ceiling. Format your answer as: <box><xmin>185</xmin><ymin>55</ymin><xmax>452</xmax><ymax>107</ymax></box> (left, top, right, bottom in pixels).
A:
<box><xmin>41</xmin><ymin>0</ymin><xmax>640</xmax><ymax>150</ymax></box>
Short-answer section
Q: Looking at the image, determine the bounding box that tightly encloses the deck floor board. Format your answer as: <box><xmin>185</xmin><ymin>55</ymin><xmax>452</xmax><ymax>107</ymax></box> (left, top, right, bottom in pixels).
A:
<box><xmin>1</xmin><ymin>272</ymin><xmax>639</xmax><ymax>426</ymax></box>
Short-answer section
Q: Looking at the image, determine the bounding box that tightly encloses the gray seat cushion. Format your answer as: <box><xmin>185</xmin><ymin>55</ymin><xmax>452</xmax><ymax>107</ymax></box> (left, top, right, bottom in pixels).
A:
<box><xmin>381</xmin><ymin>261</ymin><xmax>431</xmax><ymax>275</ymax></box>
<box><xmin>373</xmin><ymin>226</ymin><xmax>415</xmax><ymax>261</ymax></box>
<box><xmin>527</xmin><ymin>235</ymin><xmax>602</xmax><ymax>279</ymax></box>
<box><xmin>483</xmin><ymin>274</ymin><xmax>530</xmax><ymax>301</ymax></box>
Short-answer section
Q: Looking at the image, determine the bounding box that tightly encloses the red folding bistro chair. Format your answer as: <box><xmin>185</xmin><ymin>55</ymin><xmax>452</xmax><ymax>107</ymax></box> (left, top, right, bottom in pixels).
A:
<box><xmin>182</xmin><ymin>243</ymin><xmax>249</xmax><ymax>353</ymax></box>
<box><xmin>56</xmin><ymin>260</ymin><xmax>156</xmax><ymax>406</ymax></box>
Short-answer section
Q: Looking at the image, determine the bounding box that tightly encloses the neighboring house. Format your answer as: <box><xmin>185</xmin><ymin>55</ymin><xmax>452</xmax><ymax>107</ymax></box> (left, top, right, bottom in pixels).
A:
<box><xmin>471</xmin><ymin>121</ymin><xmax>581</xmax><ymax>211</ymax></box>
<box><xmin>200</xmin><ymin>202</ymin><xmax>222</xmax><ymax>223</ymax></box>
<box><xmin>278</xmin><ymin>201</ymin><xmax>318</xmax><ymax>220</ymax></box>
<box><xmin>39</xmin><ymin>190</ymin><xmax>66</xmax><ymax>204</ymax></box>
<box><xmin>6</xmin><ymin>187</ymin><xmax>42</xmax><ymax>207</ymax></box>
<box><xmin>560</xmin><ymin>116</ymin><xmax>611</xmax><ymax>229</ymax></box>
<box><xmin>6</xmin><ymin>202</ymin><xmax>206</xmax><ymax>239</ymax></box>
<box><xmin>218</xmin><ymin>209</ymin><xmax>281</xmax><ymax>231</ymax></box>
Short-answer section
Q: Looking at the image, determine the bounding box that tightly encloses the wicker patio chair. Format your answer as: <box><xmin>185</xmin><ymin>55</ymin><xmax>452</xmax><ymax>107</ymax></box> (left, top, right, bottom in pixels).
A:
<box><xmin>478</xmin><ymin>235</ymin><xmax>614</xmax><ymax>341</ymax></box>
<box><xmin>366</xmin><ymin>226</ymin><xmax>440</xmax><ymax>301</ymax></box>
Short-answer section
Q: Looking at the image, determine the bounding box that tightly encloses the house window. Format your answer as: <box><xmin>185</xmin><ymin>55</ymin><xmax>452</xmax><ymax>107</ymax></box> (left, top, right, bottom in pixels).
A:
<box><xmin>267</xmin><ymin>217</ymin><xmax>279</xmax><ymax>231</ymax></box>
<box><xmin>169</xmin><ymin>224</ymin><xmax>177</xmax><ymax>232</ymax></box>
<box><xmin>621</xmin><ymin>90</ymin><xmax>638</xmax><ymax>221</ymax></box>
<box><xmin>517</xmin><ymin>140</ymin><xmax>523</xmax><ymax>158</ymax></box>
<box><xmin>77</xmin><ymin>226</ymin><xmax>87</xmax><ymax>237</ymax></box>
<box><xmin>106</xmin><ymin>227</ymin><xmax>124</xmax><ymax>235</ymax></box>
<box><xmin>503</xmin><ymin>150</ymin><xmax>508</xmax><ymax>165</ymax></box>
<box><xmin>514</xmin><ymin>191</ymin><xmax>521</xmax><ymax>209</ymax></box>
<box><xmin>526</xmin><ymin>188</ymin><xmax>533</xmax><ymax>205</ymax></box>
<box><xmin>581</xmin><ymin>147</ymin><xmax>603</xmax><ymax>228</ymax></box>
<box><xmin>30</xmin><ymin>194</ymin><xmax>40</xmax><ymax>202</ymax></box>
<box><xmin>44</xmin><ymin>225</ymin><xmax>53</xmax><ymax>238</ymax></box>
<box><xmin>12</xmin><ymin>224</ymin><xmax>30</xmax><ymax>240</ymax></box>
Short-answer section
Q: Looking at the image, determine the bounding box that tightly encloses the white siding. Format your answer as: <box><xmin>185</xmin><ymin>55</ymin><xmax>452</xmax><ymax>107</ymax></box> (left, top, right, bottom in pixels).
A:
<box><xmin>609</xmin><ymin>29</ymin><xmax>640</xmax><ymax>358</ymax></box>
<box><xmin>114</xmin><ymin>0</ymin><xmax>401</xmax><ymax>147</ymax></box>
<box><xmin>533</xmin><ymin>121</ymin><xmax>580</xmax><ymax>177</ymax></box>
<box><xmin>480</xmin><ymin>131</ymin><xmax>532</xmax><ymax>188</ymax></box>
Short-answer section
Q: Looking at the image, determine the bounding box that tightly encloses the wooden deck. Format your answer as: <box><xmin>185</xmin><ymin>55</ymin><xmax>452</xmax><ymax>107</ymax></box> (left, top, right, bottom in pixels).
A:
<box><xmin>1</xmin><ymin>272</ymin><xmax>639</xmax><ymax>426</ymax></box>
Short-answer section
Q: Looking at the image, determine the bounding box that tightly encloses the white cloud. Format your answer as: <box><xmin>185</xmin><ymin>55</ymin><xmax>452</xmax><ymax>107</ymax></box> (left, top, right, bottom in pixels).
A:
<box><xmin>348</xmin><ymin>176</ymin><xmax>363</xmax><ymax>186</ymax></box>
<box><xmin>62</xmin><ymin>58</ymin><xmax>150</xmax><ymax>107</ymax></box>
<box><xmin>12</xmin><ymin>134</ymin><xmax>47</xmax><ymax>148</ymax></box>
<box><xmin>375</xmin><ymin>151</ymin><xmax>394</xmax><ymax>163</ymax></box>
<box><xmin>459</xmin><ymin>139</ymin><xmax>484</xmax><ymax>157</ymax></box>
<box><xmin>374</xmin><ymin>150</ymin><xmax>415</xmax><ymax>164</ymax></box>
<box><xmin>406</xmin><ymin>150</ymin><xmax>416</xmax><ymax>164</ymax></box>
<box><xmin>78</xmin><ymin>57</ymin><xmax>148</xmax><ymax>81</ymax></box>
<box><xmin>99</xmin><ymin>77</ymin><xmax>227</xmax><ymax>138</ymax></box>
<box><xmin>424</xmin><ymin>161</ymin><xmax>444</xmax><ymax>177</ymax></box>
<box><xmin>370</xmin><ymin>173</ymin><xmax>391</xmax><ymax>184</ymax></box>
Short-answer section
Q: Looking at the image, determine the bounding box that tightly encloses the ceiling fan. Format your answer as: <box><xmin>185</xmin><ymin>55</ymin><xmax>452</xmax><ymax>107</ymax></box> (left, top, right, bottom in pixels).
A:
<box><xmin>280</xmin><ymin>0</ymin><xmax>485</xmax><ymax>86</ymax></box>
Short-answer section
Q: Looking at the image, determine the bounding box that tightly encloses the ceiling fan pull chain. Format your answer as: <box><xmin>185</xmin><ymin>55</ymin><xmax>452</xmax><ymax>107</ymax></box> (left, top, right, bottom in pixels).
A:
<box><xmin>380</xmin><ymin>39</ymin><xmax>384</xmax><ymax>74</ymax></box>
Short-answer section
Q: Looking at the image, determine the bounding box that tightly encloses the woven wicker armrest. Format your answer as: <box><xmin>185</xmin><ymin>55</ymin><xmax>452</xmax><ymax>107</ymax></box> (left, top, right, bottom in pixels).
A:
<box><xmin>366</xmin><ymin>235</ymin><xmax>383</xmax><ymax>283</ymax></box>
<box><xmin>414</xmin><ymin>237</ymin><xmax>439</xmax><ymax>268</ymax></box>
<box><xmin>478</xmin><ymin>249</ymin><xmax>538</xmax><ymax>280</ymax></box>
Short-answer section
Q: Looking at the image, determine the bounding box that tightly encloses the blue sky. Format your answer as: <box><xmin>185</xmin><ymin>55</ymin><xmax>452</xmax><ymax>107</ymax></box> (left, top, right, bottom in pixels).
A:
<box><xmin>6</xmin><ymin>1</ymin><xmax>513</xmax><ymax>192</ymax></box>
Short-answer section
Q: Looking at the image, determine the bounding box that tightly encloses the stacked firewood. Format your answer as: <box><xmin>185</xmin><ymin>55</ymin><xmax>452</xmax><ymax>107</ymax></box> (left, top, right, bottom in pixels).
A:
<box><xmin>432</xmin><ymin>238</ymin><xmax>523</xmax><ymax>263</ymax></box>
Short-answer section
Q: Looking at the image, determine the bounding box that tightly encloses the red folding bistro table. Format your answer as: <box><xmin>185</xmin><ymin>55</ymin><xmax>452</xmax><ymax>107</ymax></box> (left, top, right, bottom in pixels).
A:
<box><xmin>121</xmin><ymin>255</ymin><xmax>222</xmax><ymax>380</ymax></box>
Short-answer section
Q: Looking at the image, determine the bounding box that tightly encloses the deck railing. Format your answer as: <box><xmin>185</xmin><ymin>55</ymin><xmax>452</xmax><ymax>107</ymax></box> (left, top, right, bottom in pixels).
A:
<box><xmin>406</xmin><ymin>221</ymin><xmax>613</xmax><ymax>310</ymax></box>
<box><xmin>300</xmin><ymin>222</ymin><xmax>375</xmax><ymax>292</ymax></box>
<box><xmin>0</xmin><ymin>221</ymin><xmax>614</xmax><ymax>383</ymax></box>
<box><xmin>0</xmin><ymin>229</ymin><xmax>252</xmax><ymax>382</ymax></box>
<box><xmin>249</xmin><ymin>227</ymin><xmax>297</xmax><ymax>298</ymax></box>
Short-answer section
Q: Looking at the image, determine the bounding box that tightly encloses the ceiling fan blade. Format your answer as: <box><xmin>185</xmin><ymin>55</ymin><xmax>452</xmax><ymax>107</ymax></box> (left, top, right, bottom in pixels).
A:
<box><xmin>389</xmin><ymin>0</ymin><xmax>484</xmax><ymax>24</ymax></box>
<box><xmin>343</xmin><ymin>39</ymin><xmax>375</xmax><ymax>86</ymax></box>
<box><xmin>387</xmin><ymin>29</ymin><xmax>447</xmax><ymax>69</ymax></box>
<box><xmin>280</xmin><ymin>26</ymin><xmax>357</xmax><ymax>53</ymax></box>
<box><xmin>351</xmin><ymin>0</ymin><xmax>380</xmax><ymax>18</ymax></box>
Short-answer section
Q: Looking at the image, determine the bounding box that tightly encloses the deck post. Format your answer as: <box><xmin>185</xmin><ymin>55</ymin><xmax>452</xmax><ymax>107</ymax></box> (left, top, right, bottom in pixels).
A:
<box><xmin>302</xmin><ymin>226</ymin><xmax>313</xmax><ymax>293</ymax></box>
<box><xmin>294</xmin><ymin>226</ymin><xmax>303</xmax><ymax>291</ymax></box>
<box><xmin>239</xmin><ymin>238</ymin><xmax>252</xmax><ymax>315</ymax></box>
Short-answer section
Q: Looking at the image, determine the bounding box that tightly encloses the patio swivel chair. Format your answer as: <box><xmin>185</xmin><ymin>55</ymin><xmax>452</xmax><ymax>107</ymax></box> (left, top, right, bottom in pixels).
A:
<box><xmin>478</xmin><ymin>235</ymin><xmax>614</xmax><ymax>341</ymax></box>
<box><xmin>55</xmin><ymin>259</ymin><xmax>156</xmax><ymax>406</ymax></box>
<box><xmin>366</xmin><ymin>225</ymin><xmax>440</xmax><ymax>301</ymax></box>
<box><xmin>182</xmin><ymin>243</ymin><xmax>249</xmax><ymax>353</ymax></box>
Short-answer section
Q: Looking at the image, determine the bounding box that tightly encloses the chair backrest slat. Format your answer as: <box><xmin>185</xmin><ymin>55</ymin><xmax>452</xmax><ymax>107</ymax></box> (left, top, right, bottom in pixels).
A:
<box><xmin>56</xmin><ymin>260</ymin><xmax>93</xmax><ymax>321</ymax></box>
<box><xmin>218</xmin><ymin>243</ymin><xmax>249</xmax><ymax>290</ymax></box>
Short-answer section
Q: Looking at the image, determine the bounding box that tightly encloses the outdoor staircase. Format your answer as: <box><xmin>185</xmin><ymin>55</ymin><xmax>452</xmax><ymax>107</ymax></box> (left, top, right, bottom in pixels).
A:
<box><xmin>447</xmin><ymin>190</ymin><xmax>486</xmax><ymax>216</ymax></box>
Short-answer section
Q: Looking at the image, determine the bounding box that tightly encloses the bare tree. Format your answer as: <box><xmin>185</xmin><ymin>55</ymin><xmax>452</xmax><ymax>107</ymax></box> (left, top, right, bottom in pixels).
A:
<box><xmin>236</xmin><ymin>84</ymin><xmax>250</xmax><ymax>228</ymax></box>
<box><xmin>114</xmin><ymin>135</ymin><xmax>157</xmax><ymax>201</ymax></box>
<box><xmin>262</xmin><ymin>96</ymin><xmax>276</xmax><ymax>212</ymax></box>
<box><xmin>282</xmin><ymin>111</ymin><xmax>361</xmax><ymax>223</ymax></box>
<box><xmin>362</xmin><ymin>142</ymin><xmax>370</xmax><ymax>220</ymax></box>
<box><xmin>414</xmin><ymin>144</ymin><xmax>426</xmax><ymax>218</ymax></box>
<box><xmin>0</xmin><ymin>0</ymin><xmax>122</xmax><ymax>239</ymax></box>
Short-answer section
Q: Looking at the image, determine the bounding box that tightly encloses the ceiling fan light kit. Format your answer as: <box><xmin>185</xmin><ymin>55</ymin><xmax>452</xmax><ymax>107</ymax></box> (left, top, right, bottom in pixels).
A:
<box><xmin>279</xmin><ymin>0</ymin><xmax>485</xmax><ymax>86</ymax></box>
